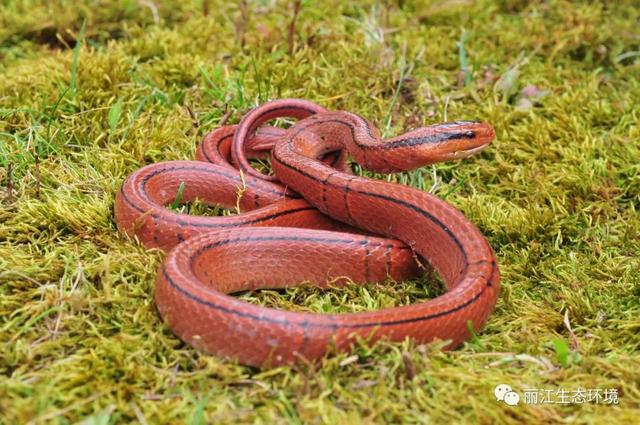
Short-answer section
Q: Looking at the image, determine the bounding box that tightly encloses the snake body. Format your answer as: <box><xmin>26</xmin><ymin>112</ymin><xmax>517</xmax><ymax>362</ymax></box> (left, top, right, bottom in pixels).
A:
<box><xmin>115</xmin><ymin>99</ymin><xmax>499</xmax><ymax>367</ymax></box>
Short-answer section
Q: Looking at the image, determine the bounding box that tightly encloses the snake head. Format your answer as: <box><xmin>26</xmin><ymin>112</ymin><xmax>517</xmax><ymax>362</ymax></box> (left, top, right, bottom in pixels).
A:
<box><xmin>427</xmin><ymin>121</ymin><xmax>496</xmax><ymax>162</ymax></box>
<box><xmin>374</xmin><ymin>120</ymin><xmax>495</xmax><ymax>171</ymax></box>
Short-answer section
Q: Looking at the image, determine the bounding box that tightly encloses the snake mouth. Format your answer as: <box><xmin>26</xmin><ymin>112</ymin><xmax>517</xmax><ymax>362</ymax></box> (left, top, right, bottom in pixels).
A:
<box><xmin>444</xmin><ymin>142</ymin><xmax>491</xmax><ymax>160</ymax></box>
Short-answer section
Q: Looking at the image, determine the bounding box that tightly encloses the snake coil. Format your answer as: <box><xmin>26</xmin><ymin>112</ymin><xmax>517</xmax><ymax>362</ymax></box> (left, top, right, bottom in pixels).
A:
<box><xmin>115</xmin><ymin>99</ymin><xmax>500</xmax><ymax>367</ymax></box>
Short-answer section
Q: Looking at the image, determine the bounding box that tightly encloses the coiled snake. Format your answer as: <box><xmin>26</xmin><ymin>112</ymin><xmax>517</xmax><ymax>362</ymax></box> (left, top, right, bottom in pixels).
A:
<box><xmin>115</xmin><ymin>99</ymin><xmax>500</xmax><ymax>367</ymax></box>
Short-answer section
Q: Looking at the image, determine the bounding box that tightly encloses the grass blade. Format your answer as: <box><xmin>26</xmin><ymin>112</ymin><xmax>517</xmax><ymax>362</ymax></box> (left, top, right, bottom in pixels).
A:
<box><xmin>69</xmin><ymin>18</ymin><xmax>87</xmax><ymax>98</ymax></box>
<box><xmin>108</xmin><ymin>98</ymin><xmax>124</xmax><ymax>137</ymax></box>
<box><xmin>170</xmin><ymin>182</ymin><xmax>186</xmax><ymax>210</ymax></box>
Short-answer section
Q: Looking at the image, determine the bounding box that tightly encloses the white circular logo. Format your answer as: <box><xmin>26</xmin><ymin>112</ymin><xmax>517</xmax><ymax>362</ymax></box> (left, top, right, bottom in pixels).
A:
<box><xmin>504</xmin><ymin>391</ymin><xmax>520</xmax><ymax>406</ymax></box>
<box><xmin>495</xmin><ymin>384</ymin><xmax>520</xmax><ymax>406</ymax></box>
<box><xmin>494</xmin><ymin>384</ymin><xmax>512</xmax><ymax>401</ymax></box>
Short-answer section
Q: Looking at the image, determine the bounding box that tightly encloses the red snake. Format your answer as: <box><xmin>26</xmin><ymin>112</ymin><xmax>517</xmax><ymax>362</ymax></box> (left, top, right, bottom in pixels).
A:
<box><xmin>114</xmin><ymin>99</ymin><xmax>500</xmax><ymax>367</ymax></box>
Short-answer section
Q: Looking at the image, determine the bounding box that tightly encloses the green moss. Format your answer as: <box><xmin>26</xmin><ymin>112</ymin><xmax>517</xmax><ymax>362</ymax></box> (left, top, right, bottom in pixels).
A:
<box><xmin>1</xmin><ymin>0</ymin><xmax>639</xmax><ymax>423</ymax></box>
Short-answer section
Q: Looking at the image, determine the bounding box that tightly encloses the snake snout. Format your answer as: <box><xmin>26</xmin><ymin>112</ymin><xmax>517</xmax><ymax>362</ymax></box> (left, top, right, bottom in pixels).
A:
<box><xmin>470</xmin><ymin>122</ymin><xmax>496</xmax><ymax>144</ymax></box>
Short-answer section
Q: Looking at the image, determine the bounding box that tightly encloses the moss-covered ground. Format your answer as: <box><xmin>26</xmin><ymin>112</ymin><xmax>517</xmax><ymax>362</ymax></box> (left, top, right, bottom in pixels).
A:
<box><xmin>1</xmin><ymin>0</ymin><xmax>639</xmax><ymax>423</ymax></box>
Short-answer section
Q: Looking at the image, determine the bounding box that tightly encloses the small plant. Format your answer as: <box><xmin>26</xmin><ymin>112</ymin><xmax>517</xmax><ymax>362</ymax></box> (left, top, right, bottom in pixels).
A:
<box><xmin>552</xmin><ymin>338</ymin><xmax>582</xmax><ymax>368</ymax></box>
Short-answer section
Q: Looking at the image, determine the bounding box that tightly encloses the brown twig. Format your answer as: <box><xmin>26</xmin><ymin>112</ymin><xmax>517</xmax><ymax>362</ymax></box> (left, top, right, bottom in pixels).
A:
<box><xmin>288</xmin><ymin>0</ymin><xmax>302</xmax><ymax>55</ymax></box>
<box><xmin>202</xmin><ymin>0</ymin><xmax>209</xmax><ymax>16</ymax></box>
<box><xmin>402</xmin><ymin>351</ymin><xmax>416</xmax><ymax>380</ymax></box>
<box><xmin>219</xmin><ymin>109</ymin><xmax>233</xmax><ymax>126</ymax></box>
<box><xmin>6</xmin><ymin>162</ymin><xmax>14</xmax><ymax>204</ymax></box>
<box><xmin>184</xmin><ymin>104</ymin><xmax>200</xmax><ymax>129</ymax></box>
<box><xmin>563</xmin><ymin>309</ymin><xmax>580</xmax><ymax>351</ymax></box>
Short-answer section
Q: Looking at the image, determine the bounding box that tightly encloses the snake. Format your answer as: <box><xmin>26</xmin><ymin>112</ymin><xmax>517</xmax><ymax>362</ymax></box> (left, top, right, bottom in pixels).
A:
<box><xmin>114</xmin><ymin>99</ymin><xmax>500</xmax><ymax>367</ymax></box>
